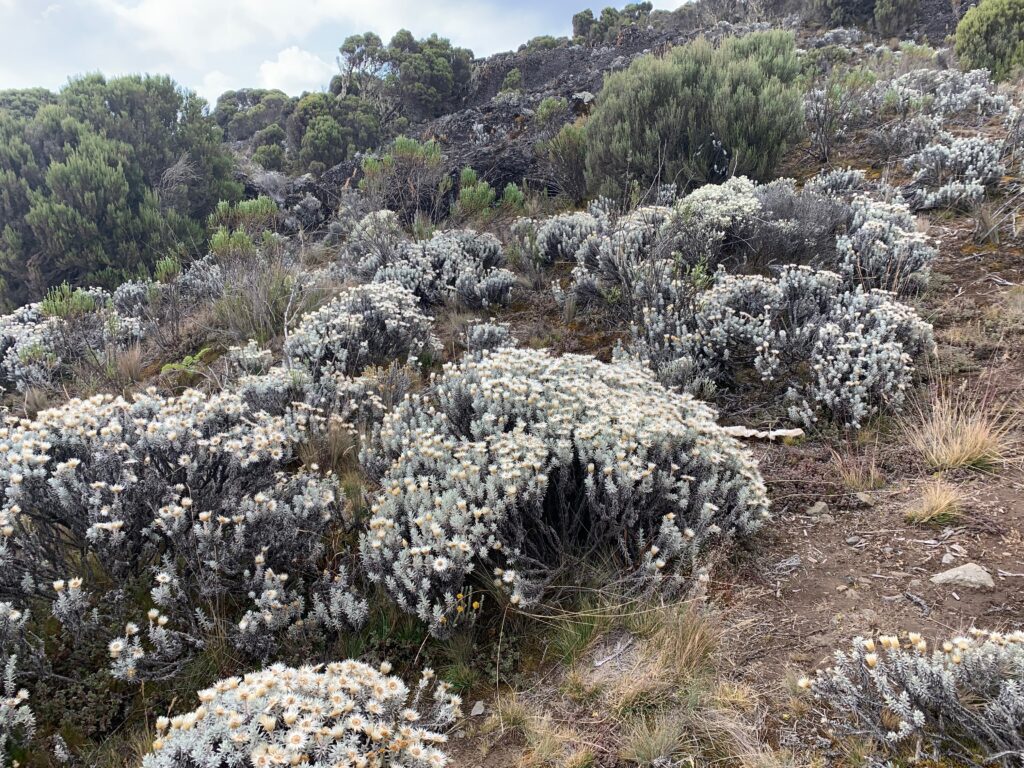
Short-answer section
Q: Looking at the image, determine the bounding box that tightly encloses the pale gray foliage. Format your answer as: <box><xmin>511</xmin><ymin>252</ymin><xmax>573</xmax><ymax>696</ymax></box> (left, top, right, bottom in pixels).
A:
<box><xmin>360</xmin><ymin>347</ymin><xmax>769</xmax><ymax>635</ymax></box>
<box><xmin>631</xmin><ymin>266</ymin><xmax>934</xmax><ymax>429</ymax></box>
<box><xmin>141</xmin><ymin>661</ymin><xmax>460</xmax><ymax>768</ymax></box>
<box><xmin>285</xmin><ymin>282</ymin><xmax>435</xmax><ymax>379</ymax></box>
<box><xmin>808</xmin><ymin>629</ymin><xmax>1024</xmax><ymax>767</ymax></box>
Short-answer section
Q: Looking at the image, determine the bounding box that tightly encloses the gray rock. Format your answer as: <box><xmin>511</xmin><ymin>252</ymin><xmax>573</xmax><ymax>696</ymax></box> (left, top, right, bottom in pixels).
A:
<box><xmin>941</xmin><ymin>552</ymin><xmax>955</xmax><ymax>565</ymax></box>
<box><xmin>470</xmin><ymin>700</ymin><xmax>486</xmax><ymax>717</ymax></box>
<box><xmin>930</xmin><ymin>563</ymin><xmax>994</xmax><ymax>590</ymax></box>
<box><xmin>855</xmin><ymin>492</ymin><xmax>876</xmax><ymax>507</ymax></box>
<box><xmin>806</xmin><ymin>501</ymin><xmax>829</xmax><ymax>517</ymax></box>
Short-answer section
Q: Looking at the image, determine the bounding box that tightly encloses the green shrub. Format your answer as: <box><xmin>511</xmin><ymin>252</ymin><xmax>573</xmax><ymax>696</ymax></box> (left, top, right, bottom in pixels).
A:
<box><xmin>535</xmin><ymin>96</ymin><xmax>570</xmax><ymax>133</ymax></box>
<box><xmin>209</xmin><ymin>226</ymin><xmax>256</xmax><ymax>261</ymax></box>
<box><xmin>585</xmin><ymin>31</ymin><xmax>802</xmax><ymax>198</ymax></box>
<box><xmin>455</xmin><ymin>167</ymin><xmax>496</xmax><ymax>218</ymax></box>
<box><xmin>252</xmin><ymin>142</ymin><xmax>285</xmax><ymax>171</ymax></box>
<box><xmin>520</xmin><ymin>35</ymin><xmax>563</xmax><ymax>52</ymax></box>
<box><xmin>500</xmin><ymin>68</ymin><xmax>523</xmax><ymax>92</ymax></box>
<box><xmin>360</xmin><ymin>136</ymin><xmax>451</xmax><ymax>222</ymax></box>
<box><xmin>154</xmin><ymin>254</ymin><xmax>181</xmax><ymax>284</ymax></box>
<box><xmin>40</xmin><ymin>282</ymin><xmax>99</xmax><ymax>318</ymax></box>
<box><xmin>501</xmin><ymin>182</ymin><xmax>527</xmax><ymax>210</ymax></box>
<box><xmin>955</xmin><ymin>0</ymin><xmax>1024</xmax><ymax>82</ymax></box>
<box><xmin>543</xmin><ymin>121</ymin><xmax>588</xmax><ymax>203</ymax></box>
<box><xmin>874</xmin><ymin>0</ymin><xmax>918</xmax><ymax>37</ymax></box>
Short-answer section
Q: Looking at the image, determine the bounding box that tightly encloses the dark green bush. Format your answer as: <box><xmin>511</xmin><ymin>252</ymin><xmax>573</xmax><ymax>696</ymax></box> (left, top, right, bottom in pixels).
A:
<box><xmin>584</xmin><ymin>31</ymin><xmax>802</xmax><ymax>197</ymax></box>
<box><xmin>0</xmin><ymin>74</ymin><xmax>239</xmax><ymax>307</ymax></box>
<box><xmin>955</xmin><ymin>0</ymin><xmax>1024</xmax><ymax>82</ymax></box>
<box><xmin>543</xmin><ymin>121</ymin><xmax>588</xmax><ymax>203</ymax></box>
<box><xmin>500</xmin><ymin>68</ymin><xmax>523</xmax><ymax>93</ymax></box>
<box><xmin>360</xmin><ymin>136</ymin><xmax>451</xmax><ymax>222</ymax></box>
<box><xmin>253</xmin><ymin>143</ymin><xmax>285</xmax><ymax>171</ymax></box>
<box><xmin>455</xmin><ymin>167</ymin><xmax>496</xmax><ymax>219</ymax></box>
<box><xmin>874</xmin><ymin>0</ymin><xmax>918</xmax><ymax>36</ymax></box>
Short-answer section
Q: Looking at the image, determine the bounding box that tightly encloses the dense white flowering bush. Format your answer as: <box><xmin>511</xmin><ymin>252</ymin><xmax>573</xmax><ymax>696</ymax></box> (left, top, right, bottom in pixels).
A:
<box><xmin>348</xmin><ymin>210</ymin><xmax>406</xmax><ymax>280</ymax></box>
<box><xmin>889</xmin><ymin>68</ymin><xmax>1008</xmax><ymax>119</ymax></box>
<box><xmin>360</xmin><ymin>347</ymin><xmax>768</xmax><ymax>634</ymax></box>
<box><xmin>906</xmin><ymin>135</ymin><xmax>1006</xmax><ymax>211</ymax></box>
<box><xmin>805</xmin><ymin>629</ymin><xmax>1024</xmax><ymax>765</ymax></box>
<box><xmin>464</xmin><ymin>321</ymin><xmax>514</xmax><ymax>353</ymax></box>
<box><xmin>285</xmin><ymin>283</ymin><xmax>435</xmax><ymax>379</ymax></box>
<box><xmin>805</xmin><ymin>168</ymin><xmax>869</xmax><ymax>197</ymax></box>
<box><xmin>0</xmin><ymin>601</ymin><xmax>34</xmax><ymax>766</ymax></box>
<box><xmin>371</xmin><ymin>230</ymin><xmax>515</xmax><ymax>309</ymax></box>
<box><xmin>0</xmin><ymin>387</ymin><xmax>359</xmax><ymax>680</ymax></box>
<box><xmin>631</xmin><ymin>266</ymin><xmax>934</xmax><ymax>429</ymax></box>
<box><xmin>835</xmin><ymin>196</ymin><xmax>935</xmax><ymax>295</ymax></box>
<box><xmin>0</xmin><ymin>655</ymin><xmax>34</xmax><ymax>768</ymax></box>
<box><xmin>511</xmin><ymin>212</ymin><xmax>600</xmax><ymax>267</ymax></box>
<box><xmin>0</xmin><ymin>289</ymin><xmax>142</xmax><ymax>393</ymax></box>
<box><xmin>141</xmin><ymin>660</ymin><xmax>460</xmax><ymax>768</ymax></box>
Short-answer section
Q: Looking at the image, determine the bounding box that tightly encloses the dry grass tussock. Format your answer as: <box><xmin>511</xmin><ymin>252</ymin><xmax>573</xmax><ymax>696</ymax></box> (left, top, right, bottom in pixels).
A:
<box><xmin>901</xmin><ymin>381</ymin><xmax>1018</xmax><ymax>472</ymax></box>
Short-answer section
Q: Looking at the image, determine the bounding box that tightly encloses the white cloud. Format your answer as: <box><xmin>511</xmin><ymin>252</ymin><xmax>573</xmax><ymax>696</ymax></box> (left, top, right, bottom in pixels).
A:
<box><xmin>258</xmin><ymin>46</ymin><xmax>334</xmax><ymax>95</ymax></box>
<box><xmin>197</xmin><ymin>69</ymin><xmax>238</xmax><ymax>102</ymax></box>
<box><xmin>86</xmin><ymin>0</ymin><xmax>549</xmax><ymax>65</ymax></box>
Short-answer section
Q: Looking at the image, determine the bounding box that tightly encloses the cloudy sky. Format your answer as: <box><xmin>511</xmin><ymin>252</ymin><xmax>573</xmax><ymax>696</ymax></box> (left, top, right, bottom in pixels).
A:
<box><xmin>0</xmin><ymin>0</ymin><xmax>681</xmax><ymax>103</ymax></box>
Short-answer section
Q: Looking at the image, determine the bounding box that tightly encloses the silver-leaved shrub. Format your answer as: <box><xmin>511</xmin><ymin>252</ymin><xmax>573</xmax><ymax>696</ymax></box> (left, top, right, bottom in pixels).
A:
<box><xmin>631</xmin><ymin>266</ymin><xmax>934</xmax><ymax>429</ymax></box>
<box><xmin>360</xmin><ymin>347</ymin><xmax>768</xmax><ymax>634</ymax></box>
<box><xmin>285</xmin><ymin>282</ymin><xmax>435</xmax><ymax>379</ymax></box>
<box><xmin>141</xmin><ymin>660</ymin><xmax>460</xmax><ymax>768</ymax></box>
<box><xmin>805</xmin><ymin>629</ymin><xmax>1024</xmax><ymax>765</ymax></box>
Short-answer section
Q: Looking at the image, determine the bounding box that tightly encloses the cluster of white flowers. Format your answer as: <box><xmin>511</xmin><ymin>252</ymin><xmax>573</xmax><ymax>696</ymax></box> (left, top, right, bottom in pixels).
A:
<box><xmin>805</xmin><ymin>168</ymin><xmax>869</xmax><ymax>197</ymax></box>
<box><xmin>142</xmin><ymin>660</ymin><xmax>460</xmax><ymax>768</ymax></box>
<box><xmin>1</xmin><ymin>655</ymin><xmax>34</xmax><ymax>767</ymax></box>
<box><xmin>631</xmin><ymin>266</ymin><xmax>934</xmax><ymax>429</ymax></box>
<box><xmin>886</xmin><ymin>68</ymin><xmax>1007</xmax><ymax>119</ymax></box>
<box><xmin>0</xmin><ymin>386</ymin><xmax>356</xmax><ymax>679</ymax></box>
<box><xmin>905</xmin><ymin>135</ymin><xmax>1006</xmax><ymax>211</ymax></box>
<box><xmin>112</xmin><ymin>256</ymin><xmax>225</xmax><ymax>321</ymax></box>
<box><xmin>285</xmin><ymin>283</ymin><xmax>436</xmax><ymax>379</ymax></box>
<box><xmin>360</xmin><ymin>347</ymin><xmax>768</xmax><ymax>634</ymax></box>
<box><xmin>464</xmin><ymin>321</ymin><xmax>514</xmax><ymax>354</ymax></box>
<box><xmin>835</xmin><ymin>195</ymin><xmax>936</xmax><ymax>295</ymax></box>
<box><xmin>347</xmin><ymin>210</ymin><xmax>407</xmax><ymax>280</ymax></box>
<box><xmin>511</xmin><ymin>212</ymin><xmax>600</xmax><ymax>267</ymax></box>
<box><xmin>805</xmin><ymin>628</ymin><xmax>1024</xmax><ymax>764</ymax></box>
<box><xmin>0</xmin><ymin>291</ymin><xmax>141</xmax><ymax>393</ymax></box>
<box><xmin>370</xmin><ymin>230</ymin><xmax>515</xmax><ymax>309</ymax></box>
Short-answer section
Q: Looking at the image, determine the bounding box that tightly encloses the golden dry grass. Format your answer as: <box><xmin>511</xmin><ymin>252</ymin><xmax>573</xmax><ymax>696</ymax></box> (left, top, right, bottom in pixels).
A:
<box><xmin>902</xmin><ymin>385</ymin><xmax>1016</xmax><ymax>472</ymax></box>
<box><xmin>905</xmin><ymin>477</ymin><xmax>963</xmax><ymax>525</ymax></box>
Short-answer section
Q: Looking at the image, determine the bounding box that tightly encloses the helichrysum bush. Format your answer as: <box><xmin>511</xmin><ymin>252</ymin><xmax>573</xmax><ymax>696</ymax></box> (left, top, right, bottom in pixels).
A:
<box><xmin>0</xmin><ymin>388</ymin><xmax>362</xmax><ymax>683</ymax></box>
<box><xmin>805</xmin><ymin>629</ymin><xmax>1024</xmax><ymax>765</ymax></box>
<box><xmin>0</xmin><ymin>287</ymin><xmax>142</xmax><ymax>393</ymax></box>
<box><xmin>510</xmin><ymin>212</ymin><xmax>600</xmax><ymax>268</ymax></box>
<box><xmin>835</xmin><ymin>195</ymin><xmax>936</xmax><ymax>295</ymax></box>
<box><xmin>360</xmin><ymin>347</ymin><xmax>769</xmax><ymax>635</ymax></box>
<box><xmin>370</xmin><ymin>230</ymin><xmax>515</xmax><ymax>309</ymax></box>
<box><xmin>955</xmin><ymin>0</ymin><xmax>1024</xmax><ymax>82</ymax></box>
<box><xmin>142</xmin><ymin>660</ymin><xmax>460</xmax><ymax>768</ymax></box>
<box><xmin>632</xmin><ymin>266</ymin><xmax>934</xmax><ymax>429</ymax></box>
<box><xmin>464</xmin><ymin>320</ymin><xmax>514</xmax><ymax>353</ymax></box>
<box><xmin>905</xmin><ymin>135</ymin><xmax>1006</xmax><ymax>211</ymax></box>
<box><xmin>285</xmin><ymin>282</ymin><xmax>435</xmax><ymax>379</ymax></box>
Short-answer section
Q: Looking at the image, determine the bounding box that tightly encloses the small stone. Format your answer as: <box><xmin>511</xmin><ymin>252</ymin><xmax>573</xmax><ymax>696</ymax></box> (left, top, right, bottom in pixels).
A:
<box><xmin>818</xmin><ymin>513</ymin><xmax>835</xmax><ymax>524</ymax></box>
<box><xmin>930</xmin><ymin>563</ymin><xmax>994</xmax><ymax>590</ymax></box>
<box><xmin>470</xmin><ymin>700</ymin><xmax>486</xmax><ymax>717</ymax></box>
<box><xmin>941</xmin><ymin>552</ymin><xmax>955</xmax><ymax>565</ymax></box>
<box><xmin>845</xmin><ymin>536</ymin><xmax>864</xmax><ymax>546</ymax></box>
<box><xmin>806</xmin><ymin>501</ymin><xmax>829</xmax><ymax>517</ymax></box>
<box><xmin>855</xmin><ymin>492</ymin><xmax>876</xmax><ymax>507</ymax></box>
